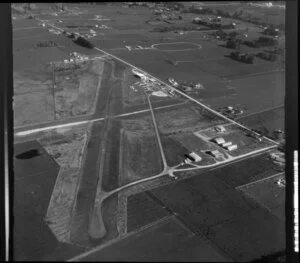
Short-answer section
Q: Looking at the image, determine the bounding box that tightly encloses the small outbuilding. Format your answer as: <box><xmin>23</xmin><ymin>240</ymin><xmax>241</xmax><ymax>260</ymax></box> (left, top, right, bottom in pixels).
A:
<box><xmin>222</xmin><ymin>141</ymin><xmax>232</xmax><ymax>148</ymax></box>
<box><xmin>208</xmin><ymin>150</ymin><xmax>223</xmax><ymax>158</ymax></box>
<box><xmin>213</xmin><ymin>137</ymin><xmax>226</xmax><ymax>145</ymax></box>
<box><xmin>215</xmin><ymin>125</ymin><xmax>226</xmax><ymax>133</ymax></box>
<box><xmin>188</xmin><ymin>152</ymin><xmax>202</xmax><ymax>162</ymax></box>
<box><xmin>225</xmin><ymin>144</ymin><xmax>238</xmax><ymax>151</ymax></box>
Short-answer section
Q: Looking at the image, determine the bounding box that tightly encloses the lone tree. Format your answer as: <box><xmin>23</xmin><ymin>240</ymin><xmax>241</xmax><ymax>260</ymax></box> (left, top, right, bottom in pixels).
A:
<box><xmin>226</xmin><ymin>39</ymin><xmax>241</xmax><ymax>49</ymax></box>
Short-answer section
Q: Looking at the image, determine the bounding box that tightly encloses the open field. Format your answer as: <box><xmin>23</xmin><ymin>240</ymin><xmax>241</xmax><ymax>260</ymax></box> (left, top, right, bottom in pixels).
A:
<box><xmin>14</xmin><ymin>46</ymin><xmax>69</xmax><ymax>70</ymax></box>
<box><xmin>210</xmin><ymin>207</ymin><xmax>285</xmax><ymax>262</ymax></box>
<box><xmin>14</xmin><ymin>89</ymin><xmax>55</xmax><ymax>127</ymax></box>
<box><xmin>160</xmin><ymin>135</ymin><xmax>190</xmax><ymax>167</ymax></box>
<box><xmin>126</xmin><ymin>192</ymin><xmax>170</xmax><ymax>233</ymax></box>
<box><xmin>203</xmin><ymin>71</ymin><xmax>285</xmax><ymax>113</ymax></box>
<box><xmin>54</xmin><ymin>58</ymin><xmax>104</xmax><ymax>119</ymax></box>
<box><xmin>80</xmin><ymin>217</ymin><xmax>228</xmax><ymax>262</ymax></box>
<box><xmin>154</xmin><ymin>103</ymin><xmax>226</xmax><ymax>135</ymax></box>
<box><xmin>195</xmin><ymin>58</ymin><xmax>282</xmax><ymax>79</ymax></box>
<box><xmin>122</xmin><ymin>130</ymin><xmax>163</xmax><ymax>183</ymax></box>
<box><xmin>238</xmin><ymin>173</ymin><xmax>285</xmax><ymax>222</ymax></box>
<box><xmin>196</xmin><ymin>2</ymin><xmax>285</xmax><ymax>26</ymax></box>
<box><xmin>150</xmin><ymin>161</ymin><xmax>285</xmax><ymax>261</ymax></box>
<box><xmin>237</xmin><ymin>107</ymin><xmax>285</xmax><ymax>139</ymax></box>
<box><xmin>211</xmin><ymin>152</ymin><xmax>280</xmax><ymax>188</ymax></box>
<box><xmin>14</xmin><ymin>141</ymin><xmax>86</xmax><ymax>261</ymax></box>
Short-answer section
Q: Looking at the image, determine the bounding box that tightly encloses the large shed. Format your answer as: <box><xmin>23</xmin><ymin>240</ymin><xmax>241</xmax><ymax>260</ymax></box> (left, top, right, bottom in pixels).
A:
<box><xmin>213</xmin><ymin>137</ymin><xmax>226</xmax><ymax>145</ymax></box>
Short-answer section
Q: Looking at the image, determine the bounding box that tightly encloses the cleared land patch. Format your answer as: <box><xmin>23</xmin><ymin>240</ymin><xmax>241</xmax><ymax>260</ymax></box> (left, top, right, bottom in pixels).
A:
<box><xmin>238</xmin><ymin>107</ymin><xmax>285</xmax><ymax>139</ymax></box>
<box><xmin>81</xmin><ymin>217</ymin><xmax>228</xmax><ymax>262</ymax></box>
<box><xmin>126</xmin><ymin>192</ymin><xmax>170</xmax><ymax>233</ymax></box>
<box><xmin>151</xmin><ymin>168</ymin><xmax>284</xmax><ymax>261</ymax></box>
<box><xmin>152</xmin><ymin>42</ymin><xmax>201</xmax><ymax>51</ymax></box>
<box><xmin>237</xmin><ymin>173</ymin><xmax>285</xmax><ymax>222</ymax></box>
<box><xmin>14</xmin><ymin>89</ymin><xmax>55</xmax><ymax>127</ymax></box>
<box><xmin>154</xmin><ymin>104</ymin><xmax>226</xmax><ymax>135</ymax></box>
<box><xmin>54</xmin><ymin>59</ymin><xmax>104</xmax><ymax>120</ymax></box>
<box><xmin>210</xmin><ymin>207</ymin><xmax>285</xmax><ymax>262</ymax></box>
<box><xmin>195</xmin><ymin>58</ymin><xmax>282</xmax><ymax>79</ymax></box>
<box><xmin>122</xmin><ymin>130</ymin><xmax>163</xmax><ymax>183</ymax></box>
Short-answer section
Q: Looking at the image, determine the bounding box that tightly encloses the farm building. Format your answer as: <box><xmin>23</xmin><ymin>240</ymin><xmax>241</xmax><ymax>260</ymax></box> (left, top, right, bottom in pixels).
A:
<box><xmin>225</xmin><ymin>144</ymin><xmax>238</xmax><ymax>151</ymax></box>
<box><xmin>222</xmin><ymin>141</ymin><xmax>232</xmax><ymax>148</ymax></box>
<box><xmin>208</xmin><ymin>150</ymin><xmax>223</xmax><ymax>158</ymax></box>
<box><xmin>213</xmin><ymin>137</ymin><xmax>225</xmax><ymax>145</ymax></box>
<box><xmin>188</xmin><ymin>152</ymin><xmax>202</xmax><ymax>162</ymax></box>
<box><xmin>215</xmin><ymin>125</ymin><xmax>226</xmax><ymax>133</ymax></box>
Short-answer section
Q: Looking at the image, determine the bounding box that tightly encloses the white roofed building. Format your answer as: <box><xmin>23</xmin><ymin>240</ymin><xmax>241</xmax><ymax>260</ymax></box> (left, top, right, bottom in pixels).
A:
<box><xmin>213</xmin><ymin>137</ymin><xmax>225</xmax><ymax>145</ymax></box>
<box><xmin>225</xmin><ymin>144</ymin><xmax>238</xmax><ymax>151</ymax></box>
<box><xmin>188</xmin><ymin>152</ymin><xmax>202</xmax><ymax>162</ymax></box>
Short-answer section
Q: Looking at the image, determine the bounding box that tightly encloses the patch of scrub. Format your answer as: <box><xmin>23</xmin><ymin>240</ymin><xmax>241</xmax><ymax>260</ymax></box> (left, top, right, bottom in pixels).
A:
<box><xmin>43</xmin><ymin>124</ymin><xmax>91</xmax><ymax>243</ymax></box>
<box><xmin>54</xmin><ymin>59</ymin><xmax>104</xmax><ymax>119</ymax></box>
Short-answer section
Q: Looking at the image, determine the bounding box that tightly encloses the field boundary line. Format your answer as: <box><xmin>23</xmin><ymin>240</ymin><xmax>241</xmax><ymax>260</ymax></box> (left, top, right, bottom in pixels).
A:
<box><xmin>13</xmin><ymin>26</ymin><xmax>41</xmax><ymax>31</ymax></box>
<box><xmin>67</xmin><ymin>215</ymin><xmax>172</xmax><ymax>261</ymax></box>
<box><xmin>235</xmin><ymin>104</ymin><xmax>284</xmax><ymax>120</ymax></box>
<box><xmin>236</xmin><ymin>171</ymin><xmax>285</xmax><ymax>190</ymax></box>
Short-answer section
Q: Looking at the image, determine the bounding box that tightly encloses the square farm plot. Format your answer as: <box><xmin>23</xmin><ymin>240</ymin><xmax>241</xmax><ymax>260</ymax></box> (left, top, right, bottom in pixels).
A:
<box><xmin>154</xmin><ymin>103</ymin><xmax>227</xmax><ymax>135</ymax></box>
<box><xmin>210</xmin><ymin>206</ymin><xmax>285</xmax><ymax>262</ymax></box>
<box><xmin>13</xmin><ymin>46</ymin><xmax>69</xmax><ymax>70</ymax></box>
<box><xmin>196</xmin><ymin>123</ymin><xmax>276</xmax><ymax>157</ymax></box>
<box><xmin>194</xmin><ymin>57</ymin><xmax>282</xmax><ymax>79</ymax></box>
<box><xmin>13</xmin><ymin>64</ymin><xmax>55</xmax><ymax>127</ymax></box>
<box><xmin>237</xmin><ymin>173</ymin><xmax>285</xmax><ymax>222</ymax></box>
<box><xmin>122</xmin><ymin>129</ymin><xmax>163</xmax><ymax>183</ymax></box>
<box><xmin>54</xmin><ymin>58</ymin><xmax>104</xmax><ymax>119</ymax></box>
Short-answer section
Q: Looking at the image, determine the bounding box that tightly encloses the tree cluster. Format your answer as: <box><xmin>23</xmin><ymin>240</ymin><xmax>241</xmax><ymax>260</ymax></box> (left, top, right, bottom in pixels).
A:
<box><xmin>73</xmin><ymin>36</ymin><xmax>94</xmax><ymax>49</ymax></box>
<box><xmin>230</xmin><ymin>51</ymin><xmax>254</xmax><ymax>64</ymax></box>
<box><xmin>256</xmin><ymin>52</ymin><xmax>278</xmax><ymax>61</ymax></box>
<box><xmin>36</xmin><ymin>40</ymin><xmax>58</xmax><ymax>48</ymax></box>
